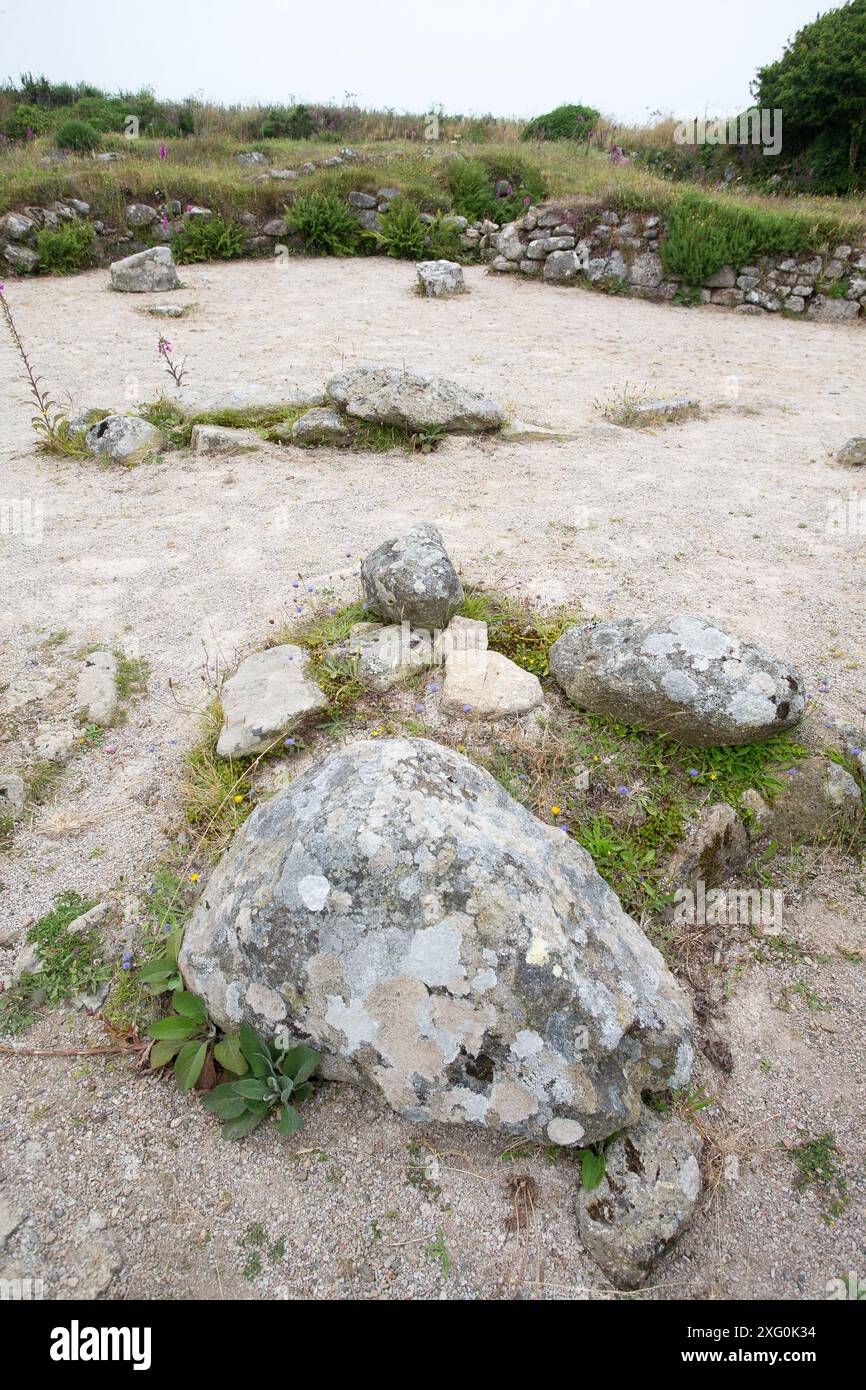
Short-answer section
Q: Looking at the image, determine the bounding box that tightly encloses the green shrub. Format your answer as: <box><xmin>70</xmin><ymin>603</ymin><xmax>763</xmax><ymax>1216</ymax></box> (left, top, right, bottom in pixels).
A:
<box><xmin>285</xmin><ymin>191</ymin><xmax>360</xmax><ymax>255</ymax></box>
<box><xmin>660</xmin><ymin>190</ymin><xmax>808</xmax><ymax>285</ymax></box>
<box><xmin>522</xmin><ymin>103</ymin><xmax>599</xmax><ymax>142</ymax></box>
<box><xmin>54</xmin><ymin>118</ymin><xmax>101</xmax><ymax>152</ymax></box>
<box><xmin>424</xmin><ymin>212</ymin><xmax>465</xmax><ymax>261</ymax></box>
<box><xmin>2</xmin><ymin>102</ymin><xmax>49</xmax><ymax>140</ymax></box>
<box><xmin>172</xmin><ymin>213</ymin><xmax>245</xmax><ymax>263</ymax></box>
<box><xmin>70</xmin><ymin>96</ymin><xmax>127</xmax><ymax>133</ymax></box>
<box><xmin>376</xmin><ymin>197</ymin><xmax>427</xmax><ymax>258</ymax></box>
<box><xmin>445</xmin><ymin>155</ymin><xmax>545</xmax><ymax>222</ymax></box>
<box><xmin>36</xmin><ymin>220</ymin><xmax>95</xmax><ymax>274</ymax></box>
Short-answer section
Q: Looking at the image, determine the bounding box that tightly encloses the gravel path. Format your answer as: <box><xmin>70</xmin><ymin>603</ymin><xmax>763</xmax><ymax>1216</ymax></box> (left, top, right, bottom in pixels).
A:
<box><xmin>0</xmin><ymin>257</ymin><xmax>863</xmax><ymax>1299</ymax></box>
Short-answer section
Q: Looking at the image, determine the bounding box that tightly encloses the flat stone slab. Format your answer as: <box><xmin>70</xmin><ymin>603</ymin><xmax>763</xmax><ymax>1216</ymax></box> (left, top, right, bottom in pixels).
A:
<box><xmin>326</xmin><ymin>363</ymin><xmax>503</xmax><ymax>433</ymax></box>
<box><xmin>190</xmin><ymin>424</ymin><xmax>260</xmax><ymax>455</ymax></box>
<box><xmin>216</xmin><ymin>644</ymin><xmax>328</xmax><ymax>759</ymax></box>
<box><xmin>77</xmin><ymin>650</ymin><xmax>118</xmax><ymax>725</ymax></box>
<box><xmin>443</xmin><ymin>648</ymin><xmax>545</xmax><ymax>719</ymax></box>
<box><xmin>173</xmin><ymin>384</ymin><xmax>322</xmax><ymax>418</ymax></box>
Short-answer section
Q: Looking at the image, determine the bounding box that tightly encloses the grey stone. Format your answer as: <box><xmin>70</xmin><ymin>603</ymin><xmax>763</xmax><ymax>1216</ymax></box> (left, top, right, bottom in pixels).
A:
<box><xmin>290</xmin><ymin>407</ymin><xmax>357</xmax><ymax>446</ymax></box>
<box><xmin>326</xmin><ymin>363</ymin><xmax>503</xmax><ymax>433</ymax></box>
<box><xmin>415</xmin><ymin>260</ymin><xmax>465</xmax><ymax>297</ymax></box>
<box><xmin>355</xmin><ymin>210</ymin><xmax>381</xmax><ymax>232</ymax></box>
<box><xmin>543</xmin><ymin>250</ymin><xmax>580</xmax><ymax>284</ymax></box>
<box><xmin>361</xmin><ymin>522</ymin><xmax>463</xmax><ymax>628</ymax></box>
<box><xmin>576</xmin><ymin>1111</ymin><xmax>702</xmax><ymax>1288</ymax></box>
<box><xmin>109</xmin><ymin>246</ymin><xmax>179</xmax><ymax>293</ymax></box>
<box><xmin>746</xmin><ymin>289</ymin><xmax>781</xmax><ymax>312</ymax></box>
<box><xmin>519</xmin><ymin>258</ymin><xmax>543</xmax><ymax>276</ymax></box>
<box><xmin>443</xmin><ymin>634</ymin><xmax>545</xmax><ymax>718</ymax></box>
<box><xmin>0</xmin><ymin>773</ymin><xmax>26</xmax><ymax>819</ymax></box>
<box><xmin>808</xmin><ymin>296</ymin><xmax>860</xmax><ymax>322</ymax></box>
<box><xmin>125</xmin><ymin>203</ymin><xmax>158</xmax><ymax>227</ymax></box>
<box><xmin>737</xmin><ymin>275</ymin><xmax>760</xmax><ymax>292</ymax></box>
<box><xmin>490</xmin><ymin>255</ymin><xmax>518</xmax><ymax>273</ymax></box>
<box><xmin>549</xmin><ymin>616</ymin><xmax>805</xmax><ymax>747</ymax></box>
<box><xmin>237</xmin><ymin>151</ymin><xmax>269</xmax><ymax>166</ymax></box>
<box><xmin>525</xmin><ymin>236</ymin><xmax>575</xmax><ymax>259</ymax></box>
<box><xmin>838</xmin><ymin>438</ymin><xmax>866</xmax><ymax>466</ymax></box>
<box><xmin>628</xmin><ymin>252</ymin><xmax>663</xmax><ymax>288</ymax></box>
<box><xmin>261</xmin><ymin>218</ymin><xmax>288</xmax><ymax>237</ymax></box>
<box><xmin>216</xmin><ymin>645</ymin><xmax>328</xmax><ymax>759</ymax></box>
<box><xmin>185</xmin><ymin>206</ymin><xmax>211</xmax><ymax>220</ymax></box>
<box><xmin>500</xmin><ymin>419</ymin><xmax>573</xmax><ymax>442</ymax></box>
<box><xmin>348</xmin><ymin>191</ymin><xmax>377</xmax><ymax>209</ymax></box>
<box><xmin>145</xmin><ymin>304</ymin><xmax>186</xmax><ymax>318</ymax></box>
<box><xmin>76</xmin><ymin>650</ymin><xmax>118</xmax><ymax>725</ymax></box>
<box><xmin>341</xmin><ymin>621</ymin><xmax>435</xmax><ymax>690</ymax></box>
<box><xmin>179</xmin><ymin>738</ymin><xmax>695</xmax><ymax>1141</ymax></box>
<box><xmin>269</xmin><ymin>169</ymin><xmax>298</xmax><ymax>181</ymax></box>
<box><xmin>85</xmin><ymin>414</ymin><xmax>164</xmax><ymax>465</ymax></box>
<box><xmin>492</xmin><ymin>222</ymin><xmax>524</xmax><ymax>261</ymax></box>
<box><xmin>754</xmin><ymin>756</ymin><xmax>862</xmax><ymax>845</ymax></box>
<box><xmin>0</xmin><ymin>211</ymin><xmax>35</xmax><ymax>241</ymax></box>
<box><xmin>190</xmin><ymin>424</ymin><xmax>260</xmax><ymax>455</ymax></box>
<box><xmin>664</xmin><ymin>803</ymin><xmax>748</xmax><ymax>890</ymax></box>
<box><xmin>3</xmin><ymin>244</ymin><xmax>39</xmax><ymax>272</ymax></box>
<box><xmin>703</xmin><ymin>265</ymin><xmax>736</xmax><ymax>289</ymax></box>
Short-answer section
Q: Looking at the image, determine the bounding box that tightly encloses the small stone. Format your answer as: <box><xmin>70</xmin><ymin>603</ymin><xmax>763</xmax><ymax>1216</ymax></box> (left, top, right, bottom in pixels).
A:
<box><xmin>576</xmin><ymin>1111</ymin><xmax>702</xmax><ymax>1289</ymax></box>
<box><xmin>216</xmin><ymin>645</ymin><xmax>328</xmax><ymax>759</ymax></box>
<box><xmin>125</xmin><ymin>203</ymin><xmax>158</xmax><ymax>227</ymax></box>
<box><xmin>838</xmin><ymin>438</ymin><xmax>866</xmax><ymax>467</ymax></box>
<box><xmin>342</xmin><ymin>622</ymin><xmax>435</xmax><ymax>690</ymax></box>
<box><xmin>415</xmin><ymin>260</ymin><xmax>465</xmax><ymax>297</ymax></box>
<box><xmin>190</xmin><ymin>424</ymin><xmax>260</xmax><ymax>455</ymax></box>
<box><xmin>85</xmin><ymin>414</ymin><xmax>164</xmax><ymax>465</ymax></box>
<box><xmin>290</xmin><ymin>407</ymin><xmax>358</xmax><ymax>447</ymax></box>
<box><xmin>361</xmin><ymin>522</ymin><xmax>463</xmax><ymax>629</ymax></box>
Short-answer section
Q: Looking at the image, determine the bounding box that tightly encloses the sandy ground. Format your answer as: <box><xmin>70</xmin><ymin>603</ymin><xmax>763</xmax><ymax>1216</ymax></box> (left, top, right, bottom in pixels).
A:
<box><xmin>0</xmin><ymin>258</ymin><xmax>864</xmax><ymax>1300</ymax></box>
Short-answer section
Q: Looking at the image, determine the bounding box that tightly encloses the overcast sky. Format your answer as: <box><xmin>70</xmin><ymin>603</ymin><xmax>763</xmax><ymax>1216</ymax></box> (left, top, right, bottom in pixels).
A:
<box><xmin>1</xmin><ymin>0</ymin><xmax>842</xmax><ymax>123</ymax></box>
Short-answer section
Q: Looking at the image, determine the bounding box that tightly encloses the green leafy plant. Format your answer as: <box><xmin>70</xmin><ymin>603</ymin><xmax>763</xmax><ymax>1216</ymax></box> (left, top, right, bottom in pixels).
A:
<box><xmin>35</xmin><ymin>220</ymin><xmax>95</xmax><ymax>274</ymax></box>
<box><xmin>147</xmin><ymin>989</ymin><xmax>228</xmax><ymax>1090</ymax></box>
<box><xmin>54</xmin><ymin>118</ymin><xmax>100</xmax><ymax>152</ymax></box>
<box><xmin>172</xmin><ymin>213</ymin><xmax>245</xmax><ymax>264</ymax></box>
<box><xmin>137</xmin><ymin>921</ymin><xmax>185</xmax><ymax>996</ymax></box>
<box><xmin>575</xmin><ymin>1131</ymin><xmax>620</xmax><ymax>1191</ymax></box>
<box><xmin>660</xmin><ymin>189</ymin><xmax>807</xmax><ymax>285</ymax></box>
<box><xmin>202</xmin><ymin>1022</ymin><xmax>320</xmax><ymax>1139</ymax></box>
<box><xmin>376</xmin><ymin>196</ymin><xmax>427</xmax><ymax>259</ymax></box>
<box><xmin>285</xmin><ymin>191</ymin><xmax>360</xmax><ymax>256</ymax></box>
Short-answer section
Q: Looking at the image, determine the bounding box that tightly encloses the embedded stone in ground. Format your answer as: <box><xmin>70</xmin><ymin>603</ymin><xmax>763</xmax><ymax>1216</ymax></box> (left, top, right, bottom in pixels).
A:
<box><xmin>442</xmin><ymin>625</ymin><xmax>545</xmax><ymax>719</ymax></box>
<box><xmin>326</xmin><ymin>363</ymin><xmax>503</xmax><ymax>433</ymax></box>
<box><xmin>361</xmin><ymin>522</ymin><xmax>464</xmax><ymax>629</ymax></box>
<box><xmin>109</xmin><ymin>245</ymin><xmax>179</xmax><ymax>292</ymax></box>
<box><xmin>752</xmin><ymin>756</ymin><xmax>862</xmax><ymax>845</ymax></box>
<box><xmin>216</xmin><ymin>644</ymin><xmax>328</xmax><ymax>759</ymax></box>
<box><xmin>549</xmin><ymin>615</ymin><xmax>805</xmax><ymax>747</ymax></box>
<box><xmin>415</xmin><ymin>260</ymin><xmax>465</xmax><ymax>297</ymax></box>
<box><xmin>341</xmin><ymin>621</ymin><xmax>435</xmax><ymax>690</ymax></box>
<box><xmin>290</xmin><ymin>407</ymin><xmax>358</xmax><ymax>446</ymax></box>
<box><xmin>575</xmin><ymin>1110</ymin><xmax>702</xmax><ymax>1288</ymax></box>
<box><xmin>179</xmin><ymin>738</ymin><xmax>695</xmax><ymax>1141</ymax></box>
<box><xmin>190</xmin><ymin>424</ymin><xmax>260</xmax><ymax>455</ymax></box>
<box><xmin>837</xmin><ymin>438</ymin><xmax>866</xmax><ymax>466</ymax></box>
<box><xmin>85</xmin><ymin>415</ymin><xmax>164</xmax><ymax>465</ymax></box>
<box><xmin>0</xmin><ymin>773</ymin><xmax>26</xmax><ymax>820</ymax></box>
<box><xmin>76</xmin><ymin>651</ymin><xmax>118</xmax><ymax>725</ymax></box>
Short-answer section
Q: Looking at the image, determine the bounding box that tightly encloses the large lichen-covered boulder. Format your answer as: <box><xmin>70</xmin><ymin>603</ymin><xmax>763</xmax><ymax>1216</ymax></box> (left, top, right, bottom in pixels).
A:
<box><xmin>550</xmin><ymin>616</ymin><xmax>804</xmax><ymax>748</ymax></box>
<box><xmin>361</xmin><ymin>522</ymin><xmax>464</xmax><ymax>628</ymax></box>
<box><xmin>180</xmin><ymin>738</ymin><xmax>694</xmax><ymax>1142</ymax></box>
<box><xmin>576</xmin><ymin>1110</ymin><xmax>702</xmax><ymax>1288</ymax></box>
<box><xmin>109</xmin><ymin>245</ymin><xmax>179</xmax><ymax>292</ymax></box>
<box><xmin>326</xmin><ymin>363</ymin><xmax>503</xmax><ymax>433</ymax></box>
